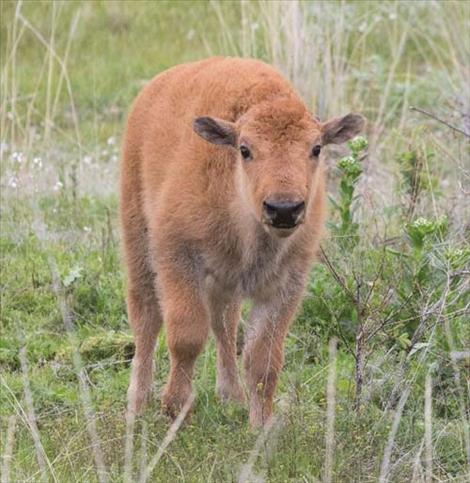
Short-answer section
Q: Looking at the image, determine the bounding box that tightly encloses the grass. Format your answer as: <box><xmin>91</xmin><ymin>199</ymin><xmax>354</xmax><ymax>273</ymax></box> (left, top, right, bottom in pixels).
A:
<box><xmin>1</xmin><ymin>1</ymin><xmax>469</xmax><ymax>481</ymax></box>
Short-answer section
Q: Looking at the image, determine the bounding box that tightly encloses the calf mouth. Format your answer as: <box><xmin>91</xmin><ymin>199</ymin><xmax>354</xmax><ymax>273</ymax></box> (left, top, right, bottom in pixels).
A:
<box><xmin>263</xmin><ymin>221</ymin><xmax>300</xmax><ymax>238</ymax></box>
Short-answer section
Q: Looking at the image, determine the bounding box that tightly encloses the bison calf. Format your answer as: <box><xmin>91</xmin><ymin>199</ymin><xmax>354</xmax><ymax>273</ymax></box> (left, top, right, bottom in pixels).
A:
<box><xmin>120</xmin><ymin>57</ymin><xmax>364</xmax><ymax>427</ymax></box>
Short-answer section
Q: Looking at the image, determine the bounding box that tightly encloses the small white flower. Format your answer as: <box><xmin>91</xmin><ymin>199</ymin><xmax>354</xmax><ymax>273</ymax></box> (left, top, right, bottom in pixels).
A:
<box><xmin>33</xmin><ymin>157</ymin><xmax>43</xmax><ymax>168</ymax></box>
<box><xmin>53</xmin><ymin>181</ymin><xmax>63</xmax><ymax>191</ymax></box>
<box><xmin>101</xmin><ymin>149</ymin><xmax>108</xmax><ymax>157</ymax></box>
<box><xmin>83</xmin><ymin>155</ymin><xmax>93</xmax><ymax>165</ymax></box>
<box><xmin>111</xmin><ymin>154</ymin><xmax>118</xmax><ymax>163</ymax></box>
<box><xmin>7</xmin><ymin>112</ymin><xmax>14</xmax><ymax>121</ymax></box>
<box><xmin>186</xmin><ymin>29</ymin><xmax>195</xmax><ymax>40</ymax></box>
<box><xmin>11</xmin><ymin>151</ymin><xmax>24</xmax><ymax>163</ymax></box>
<box><xmin>388</xmin><ymin>12</ymin><xmax>397</xmax><ymax>21</ymax></box>
<box><xmin>83</xmin><ymin>226</ymin><xmax>91</xmax><ymax>233</ymax></box>
<box><xmin>8</xmin><ymin>176</ymin><xmax>18</xmax><ymax>188</ymax></box>
<box><xmin>107</xmin><ymin>136</ymin><xmax>116</xmax><ymax>146</ymax></box>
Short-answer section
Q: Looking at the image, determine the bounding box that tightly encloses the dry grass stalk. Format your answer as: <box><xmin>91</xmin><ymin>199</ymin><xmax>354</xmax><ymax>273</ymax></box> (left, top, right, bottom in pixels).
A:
<box><xmin>323</xmin><ymin>337</ymin><xmax>338</xmax><ymax>483</ymax></box>
<box><xmin>424</xmin><ymin>372</ymin><xmax>433</xmax><ymax>483</ymax></box>
<box><xmin>379</xmin><ymin>385</ymin><xmax>411</xmax><ymax>483</ymax></box>
<box><xmin>48</xmin><ymin>257</ymin><xmax>108</xmax><ymax>483</ymax></box>
<box><xmin>124</xmin><ymin>414</ymin><xmax>149</xmax><ymax>483</ymax></box>
<box><xmin>138</xmin><ymin>421</ymin><xmax>148</xmax><ymax>483</ymax></box>
<box><xmin>18</xmin><ymin>346</ymin><xmax>49</xmax><ymax>483</ymax></box>
<box><xmin>123</xmin><ymin>409</ymin><xmax>136</xmax><ymax>483</ymax></box>
<box><xmin>238</xmin><ymin>394</ymin><xmax>290</xmax><ymax>483</ymax></box>
<box><xmin>1</xmin><ymin>415</ymin><xmax>18</xmax><ymax>483</ymax></box>
<box><xmin>411</xmin><ymin>440</ymin><xmax>424</xmax><ymax>482</ymax></box>
<box><xmin>140</xmin><ymin>392</ymin><xmax>195</xmax><ymax>483</ymax></box>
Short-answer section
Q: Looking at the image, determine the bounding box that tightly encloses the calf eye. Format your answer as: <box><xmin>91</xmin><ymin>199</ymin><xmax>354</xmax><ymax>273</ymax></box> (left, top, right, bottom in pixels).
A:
<box><xmin>311</xmin><ymin>145</ymin><xmax>322</xmax><ymax>157</ymax></box>
<box><xmin>240</xmin><ymin>145</ymin><xmax>252</xmax><ymax>160</ymax></box>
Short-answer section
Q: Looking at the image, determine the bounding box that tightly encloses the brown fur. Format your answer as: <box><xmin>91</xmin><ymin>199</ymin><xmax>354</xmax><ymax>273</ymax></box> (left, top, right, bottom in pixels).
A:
<box><xmin>120</xmin><ymin>57</ymin><xmax>364</xmax><ymax>427</ymax></box>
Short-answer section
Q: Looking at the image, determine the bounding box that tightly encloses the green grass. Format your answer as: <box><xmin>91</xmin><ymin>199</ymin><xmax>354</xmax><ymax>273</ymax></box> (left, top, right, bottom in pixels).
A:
<box><xmin>1</xmin><ymin>1</ymin><xmax>469</xmax><ymax>481</ymax></box>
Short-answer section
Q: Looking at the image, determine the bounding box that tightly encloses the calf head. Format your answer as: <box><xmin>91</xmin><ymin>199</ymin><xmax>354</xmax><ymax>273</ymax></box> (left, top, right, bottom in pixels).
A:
<box><xmin>194</xmin><ymin>98</ymin><xmax>364</xmax><ymax>238</ymax></box>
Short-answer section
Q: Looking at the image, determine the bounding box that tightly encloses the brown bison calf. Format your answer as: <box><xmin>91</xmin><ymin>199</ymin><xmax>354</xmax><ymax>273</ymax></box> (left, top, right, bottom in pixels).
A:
<box><xmin>120</xmin><ymin>57</ymin><xmax>364</xmax><ymax>427</ymax></box>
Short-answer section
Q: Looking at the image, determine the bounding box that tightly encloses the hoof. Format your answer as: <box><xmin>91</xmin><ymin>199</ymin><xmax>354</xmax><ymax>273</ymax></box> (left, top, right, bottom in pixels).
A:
<box><xmin>216</xmin><ymin>383</ymin><xmax>246</xmax><ymax>404</ymax></box>
<box><xmin>161</xmin><ymin>388</ymin><xmax>194</xmax><ymax>421</ymax></box>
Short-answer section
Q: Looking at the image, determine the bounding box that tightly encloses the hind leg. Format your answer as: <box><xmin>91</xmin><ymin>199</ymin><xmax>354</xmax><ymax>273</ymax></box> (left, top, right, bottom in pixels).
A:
<box><xmin>122</xmin><ymin>193</ymin><xmax>163</xmax><ymax>415</ymax></box>
<box><xmin>126</xmin><ymin>277</ymin><xmax>163</xmax><ymax>415</ymax></box>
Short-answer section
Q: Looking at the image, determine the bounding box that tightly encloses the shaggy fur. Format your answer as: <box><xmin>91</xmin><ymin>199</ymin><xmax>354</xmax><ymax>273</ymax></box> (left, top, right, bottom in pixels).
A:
<box><xmin>120</xmin><ymin>57</ymin><xmax>364</xmax><ymax>427</ymax></box>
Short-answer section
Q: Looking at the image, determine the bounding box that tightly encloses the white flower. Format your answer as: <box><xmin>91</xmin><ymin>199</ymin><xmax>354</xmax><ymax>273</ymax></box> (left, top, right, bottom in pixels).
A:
<box><xmin>33</xmin><ymin>157</ymin><xmax>43</xmax><ymax>168</ymax></box>
<box><xmin>53</xmin><ymin>181</ymin><xmax>63</xmax><ymax>191</ymax></box>
<box><xmin>83</xmin><ymin>226</ymin><xmax>91</xmax><ymax>233</ymax></box>
<box><xmin>107</xmin><ymin>136</ymin><xmax>116</xmax><ymax>146</ymax></box>
<box><xmin>83</xmin><ymin>155</ymin><xmax>93</xmax><ymax>165</ymax></box>
<box><xmin>8</xmin><ymin>176</ymin><xmax>18</xmax><ymax>188</ymax></box>
<box><xmin>11</xmin><ymin>151</ymin><xmax>24</xmax><ymax>163</ymax></box>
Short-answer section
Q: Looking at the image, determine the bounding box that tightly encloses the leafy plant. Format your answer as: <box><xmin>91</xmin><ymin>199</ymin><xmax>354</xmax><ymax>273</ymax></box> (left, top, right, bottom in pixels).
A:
<box><xmin>330</xmin><ymin>136</ymin><xmax>368</xmax><ymax>248</ymax></box>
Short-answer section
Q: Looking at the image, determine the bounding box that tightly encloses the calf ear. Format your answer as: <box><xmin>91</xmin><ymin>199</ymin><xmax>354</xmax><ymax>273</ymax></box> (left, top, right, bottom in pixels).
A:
<box><xmin>322</xmin><ymin>113</ymin><xmax>365</xmax><ymax>145</ymax></box>
<box><xmin>193</xmin><ymin>116</ymin><xmax>237</xmax><ymax>146</ymax></box>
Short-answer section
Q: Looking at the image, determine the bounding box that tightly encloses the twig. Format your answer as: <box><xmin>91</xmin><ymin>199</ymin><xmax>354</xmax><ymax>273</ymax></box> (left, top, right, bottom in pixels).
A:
<box><xmin>319</xmin><ymin>246</ymin><xmax>357</xmax><ymax>305</ymax></box>
<box><xmin>410</xmin><ymin>106</ymin><xmax>470</xmax><ymax>138</ymax></box>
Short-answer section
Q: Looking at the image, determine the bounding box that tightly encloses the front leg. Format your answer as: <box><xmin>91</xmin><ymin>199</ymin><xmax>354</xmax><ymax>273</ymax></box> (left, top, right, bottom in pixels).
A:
<box><xmin>243</xmin><ymin>283</ymin><xmax>305</xmax><ymax>428</ymax></box>
<box><xmin>208</xmin><ymin>289</ymin><xmax>244</xmax><ymax>403</ymax></box>
<box><xmin>156</xmin><ymin>267</ymin><xmax>210</xmax><ymax>419</ymax></box>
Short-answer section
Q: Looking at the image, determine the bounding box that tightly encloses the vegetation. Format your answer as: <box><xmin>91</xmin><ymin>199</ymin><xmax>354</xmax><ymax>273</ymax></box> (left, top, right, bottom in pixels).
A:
<box><xmin>1</xmin><ymin>1</ymin><xmax>469</xmax><ymax>481</ymax></box>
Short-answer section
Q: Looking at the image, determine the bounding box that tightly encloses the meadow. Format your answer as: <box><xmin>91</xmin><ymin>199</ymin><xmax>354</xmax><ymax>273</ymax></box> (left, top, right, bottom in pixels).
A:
<box><xmin>1</xmin><ymin>1</ymin><xmax>469</xmax><ymax>481</ymax></box>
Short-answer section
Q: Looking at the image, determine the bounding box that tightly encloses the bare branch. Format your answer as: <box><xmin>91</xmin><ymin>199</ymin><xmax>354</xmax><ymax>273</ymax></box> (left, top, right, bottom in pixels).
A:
<box><xmin>410</xmin><ymin>106</ymin><xmax>470</xmax><ymax>138</ymax></box>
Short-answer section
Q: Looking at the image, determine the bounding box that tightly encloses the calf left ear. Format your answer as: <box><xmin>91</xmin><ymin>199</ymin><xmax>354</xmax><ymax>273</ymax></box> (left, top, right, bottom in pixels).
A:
<box><xmin>193</xmin><ymin>116</ymin><xmax>237</xmax><ymax>147</ymax></box>
<box><xmin>321</xmin><ymin>113</ymin><xmax>365</xmax><ymax>145</ymax></box>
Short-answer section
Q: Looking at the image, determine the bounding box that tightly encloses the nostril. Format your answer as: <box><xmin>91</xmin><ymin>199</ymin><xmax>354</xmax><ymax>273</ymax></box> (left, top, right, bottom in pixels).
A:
<box><xmin>292</xmin><ymin>201</ymin><xmax>305</xmax><ymax>216</ymax></box>
<box><xmin>263</xmin><ymin>199</ymin><xmax>305</xmax><ymax>227</ymax></box>
<box><xmin>263</xmin><ymin>201</ymin><xmax>278</xmax><ymax>220</ymax></box>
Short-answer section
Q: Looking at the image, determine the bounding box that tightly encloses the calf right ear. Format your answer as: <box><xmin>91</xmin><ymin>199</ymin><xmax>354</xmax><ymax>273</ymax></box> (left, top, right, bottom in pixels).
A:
<box><xmin>193</xmin><ymin>117</ymin><xmax>237</xmax><ymax>147</ymax></box>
